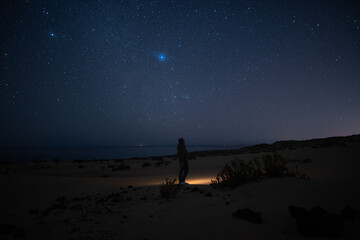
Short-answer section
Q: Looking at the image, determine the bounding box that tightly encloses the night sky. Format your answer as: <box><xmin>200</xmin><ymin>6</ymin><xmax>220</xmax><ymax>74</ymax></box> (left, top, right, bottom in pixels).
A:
<box><xmin>1</xmin><ymin>0</ymin><xmax>360</xmax><ymax>147</ymax></box>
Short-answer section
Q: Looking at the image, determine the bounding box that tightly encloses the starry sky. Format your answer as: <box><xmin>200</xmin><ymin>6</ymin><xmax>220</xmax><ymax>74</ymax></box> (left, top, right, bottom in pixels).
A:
<box><xmin>1</xmin><ymin>0</ymin><xmax>360</xmax><ymax>147</ymax></box>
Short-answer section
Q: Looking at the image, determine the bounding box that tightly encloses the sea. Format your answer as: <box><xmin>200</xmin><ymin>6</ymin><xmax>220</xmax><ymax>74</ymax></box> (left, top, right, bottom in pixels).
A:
<box><xmin>0</xmin><ymin>145</ymin><xmax>244</xmax><ymax>162</ymax></box>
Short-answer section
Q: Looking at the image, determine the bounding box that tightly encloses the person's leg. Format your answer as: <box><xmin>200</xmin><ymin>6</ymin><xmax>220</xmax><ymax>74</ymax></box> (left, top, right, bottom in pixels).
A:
<box><xmin>178</xmin><ymin>162</ymin><xmax>184</xmax><ymax>183</ymax></box>
<box><xmin>182</xmin><ymin>161</ymin><xmax>189</xmax><ymax>182</ymax></box>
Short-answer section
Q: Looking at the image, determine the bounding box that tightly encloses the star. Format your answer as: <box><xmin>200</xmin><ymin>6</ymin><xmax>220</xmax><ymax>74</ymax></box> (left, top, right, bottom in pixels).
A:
<box><xmin>158</xmin><ymin>54</ymin><xmax>166</xmax><ymax>61</ymax></box>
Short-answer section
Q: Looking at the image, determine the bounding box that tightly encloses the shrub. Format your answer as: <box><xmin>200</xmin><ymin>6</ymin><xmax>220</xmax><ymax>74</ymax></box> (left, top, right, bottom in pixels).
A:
<box><xmin>211</xmin><ymin>153</ymin><xmax>308</xmax><ymax>189</ymax></box>
<box><xmin>210</xmin><ymin>159</ymin><xmax>262</xmax><ymax>189</ymax></box>
<box><xmin>160</xmin><ymin>178</ymin><xmax>181</xmax><ymax>199</ymax></box>
<box><xmin>286</xmin><ymin>166</ymin><xmax>309</xmax><ymax>179</ymax></box>
<box><xmin>262</xmin><ymin>153</ymin><xmax>287</xmax><ymax>177</ymax></box>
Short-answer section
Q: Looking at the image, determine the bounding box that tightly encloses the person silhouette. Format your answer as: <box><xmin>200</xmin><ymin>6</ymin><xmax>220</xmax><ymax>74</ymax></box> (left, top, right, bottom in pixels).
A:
<box><xmin>177</xmin><ymin>137</ymin><xmax>189</xmax><ymax>184</ymax></box>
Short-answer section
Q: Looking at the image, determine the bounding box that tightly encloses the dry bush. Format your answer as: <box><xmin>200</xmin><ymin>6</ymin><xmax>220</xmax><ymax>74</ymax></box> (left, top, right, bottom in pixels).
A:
<box><xmin>211</xmin><ymin>153</ymin><xmax>308</xmax><ymax>189</ymax></box>
<box><xmin>160</xmin><ymin>178</ymin><xmax>181</xmax><ymax>199</ymax></box>
<box><xmin>210</xmin><ymin>159</ymin><xmax>262</xmax><ymax>189</ymax></box>
<box><xmin>262</xmin><ymin>152</ymin><xmax>287</xmax><ymax>177</ymax></box>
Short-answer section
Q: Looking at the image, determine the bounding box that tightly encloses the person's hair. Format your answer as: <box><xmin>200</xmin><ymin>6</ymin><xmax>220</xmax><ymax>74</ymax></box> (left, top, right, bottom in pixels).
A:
<box><xmin>178</xmin><ymin>138</ymin><xmax>185</xmax><ymax>144</ymax></box>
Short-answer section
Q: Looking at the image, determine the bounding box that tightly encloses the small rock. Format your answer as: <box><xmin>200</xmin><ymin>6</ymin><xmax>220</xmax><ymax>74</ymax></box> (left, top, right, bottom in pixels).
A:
<box><xmin>288</xmin><ymin>205</ymin><xmax>344</xmax><ymax>237</ymax></box>
<box><xmin>191</xmin><ymin>187</ymin><xmax>200</xmax><ymax>192</ymax></box>
<box><xmin>342</xmin><ymin>205</ymin><xmax>358</xmax><ymax>220</ymax></box>
<box><xmin>205</xmin><ymin>193</ymin><xmax>213</xmax><ymax>197</ymax></box>
<box><xmin>232</xmin><ymin>208</ymin><xmax>262</xmax><ymax>224</ymax></box>
<box><xmin>0</xmin><ymin>223</ymin><xmax>16</xmax><ymax>235</ymax></box>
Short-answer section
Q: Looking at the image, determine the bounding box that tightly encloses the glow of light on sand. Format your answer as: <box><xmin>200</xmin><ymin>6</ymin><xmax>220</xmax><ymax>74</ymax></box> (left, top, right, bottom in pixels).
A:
<box><xmin>186</xmin><ymin>178</ymin><xmax>212</xmax><ymax>185</ymax></box>
<box><xmin>131</xmin><ymin>177</ymin><xmax>214</xmax><ymax>186</ymax></box>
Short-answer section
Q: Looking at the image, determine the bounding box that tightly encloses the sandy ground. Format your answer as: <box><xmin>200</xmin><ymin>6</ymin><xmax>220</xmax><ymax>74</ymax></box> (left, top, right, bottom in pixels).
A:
<box><xmin>1</xmin><ymin>140</ymin><xmax>360</xmax><ymax>239</ymax></box>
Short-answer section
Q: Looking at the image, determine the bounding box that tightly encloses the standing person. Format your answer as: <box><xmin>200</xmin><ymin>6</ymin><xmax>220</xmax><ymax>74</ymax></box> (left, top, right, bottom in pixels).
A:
<box><xmin>177</xmin><ymin>137</ymin><xmax>189</xmax><ymax>184</ymax></box>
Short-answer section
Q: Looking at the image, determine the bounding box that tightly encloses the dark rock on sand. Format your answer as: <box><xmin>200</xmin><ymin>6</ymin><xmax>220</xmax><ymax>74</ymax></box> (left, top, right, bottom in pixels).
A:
<box><xmin>342</xmin><ymin>205</ymin><xmax>358</xmax><ymax>220</ymax></box>
<box><xmin>288</xmin><ymin>205</ymin><xmax>344</xmax><ymax>237</ymax></box>
<box><xmin>205</xmin><ymin>192</ymin><xmax>213</xmax><ymax>197</ymax></box>
<box><xmin>0</xmin><ymin>223</ymin><xmax>16</xmax><ymax>235</ymax></box>
<box><xmin>232</xmin><ymin>208</ymin><xmax>263</xmax><ymax>224</ymax></box>
<box><xmin>191</xmin><ymin>187</ymin><xmax>200</xmax><ymax>192</ymax></box>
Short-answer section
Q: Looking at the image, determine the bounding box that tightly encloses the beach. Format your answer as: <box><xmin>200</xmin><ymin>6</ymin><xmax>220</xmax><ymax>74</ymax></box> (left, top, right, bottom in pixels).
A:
<box><xmin>1</xmin><ymin>135</ymin><xmax>360</xmax><ymax>239</ymax></box>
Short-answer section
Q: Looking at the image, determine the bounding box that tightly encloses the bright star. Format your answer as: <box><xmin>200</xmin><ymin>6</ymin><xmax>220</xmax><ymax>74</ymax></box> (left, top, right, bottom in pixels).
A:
<box><xmin>158</xmin><ymin>54</ymin><xmax>166</xmax><ymax>61</ymax></box>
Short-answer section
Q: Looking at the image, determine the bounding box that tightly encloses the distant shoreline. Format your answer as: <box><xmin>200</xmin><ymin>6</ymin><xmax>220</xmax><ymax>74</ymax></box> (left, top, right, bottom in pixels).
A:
<box><xmin>1</xmin><ymin>134</ymin><xmax>359</xmax><ymax>163</ymax></box>
<box><xmin>0</xmin><ymin>145</ymin><xmax>244</xmax><ymax>163</ymax></box>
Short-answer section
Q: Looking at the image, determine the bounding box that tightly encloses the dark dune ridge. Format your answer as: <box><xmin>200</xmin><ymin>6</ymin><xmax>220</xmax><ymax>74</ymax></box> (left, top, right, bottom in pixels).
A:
<box><xmin>172</xmin><ymin>134</ymin><xmax>360</xmax><ymax>159</ymax></box>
